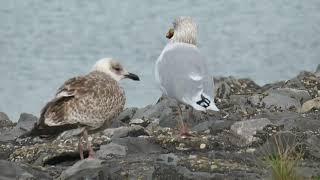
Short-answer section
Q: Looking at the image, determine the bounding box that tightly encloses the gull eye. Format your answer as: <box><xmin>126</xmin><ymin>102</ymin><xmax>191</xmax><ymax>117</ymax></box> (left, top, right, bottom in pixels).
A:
<box><xmin>114</xmin><ymin>67</ymin><xmax>121</xmax><ymax>71</ymax></box>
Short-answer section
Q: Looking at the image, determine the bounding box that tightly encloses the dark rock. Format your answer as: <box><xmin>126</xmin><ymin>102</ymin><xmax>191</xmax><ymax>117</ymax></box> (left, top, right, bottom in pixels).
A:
<box><xmin>103</xmin><ymin>125</ymin><xmax>148</xmax><ymax>139</ymax></box>
<box><xmin>214</xmin><ymin>76</ymin><xmax>261</xmax><ymax>100</ymax></box>
<box><xmin>116</xmin><ymin>107</ymin><xmax>138</xmax><ymax>123</ymax></box>
<box><xmin>0</xmin><ymin>160</ymin><xmax>50</xmax><ymax>180</ymax></box>
<box><xmin>191</xmin><ymin>120</ymin><xmax>234</xmax><ymax>133</ymax></box>
<box><xmin>261</xmin><ymin>92</ymin><xmax>301</xmax><ymax>110</ymax></box>
<box><xmin>132</xmin><ymin>98</ymin><xmax>178</xmax><ymax>122</ymax></box>
<box><xmin>230</xmin><ymin>118</ymin><xmax>272</xmax><ymax>145</ymax></box>
<box><xmin>16</xmin><ymin>113</ymin><xmax>38</xmax><ymax>132</ymax></box>
<box><xmin>0</xmin><ymin>113</ymin><xmax>37</xmax><ymax>142</ymax></box>
<box><xmin>112</xmin><ymin>137</ymin><xmax>164</xmax><ymax>155</ymax></box>
<box><xmin>153</xmin><ymin>153</ymin><xmax>261</xmax><ymax>180</ymax></box>
<box><xmin>129</xmin><ymin>118</ymin><xmax>150</xmax><ymax>127</ymax></box>
<box><xmin>58</xmin><ymin>159</ymin><xmax>104</xmax><ymax>180</ymax></box>
<box><xmin>255</xmin><ymin>131</ymin><xmax>298</xmax><ymax>157</ymax></box>
<box><xmin>96</xmin><ymin>143</ymin><xmax>127</xmax><ymax>159</ymax></box>
<box><xmin>316</xmin><ymin>64</ymin><xmax>320</xmax><ymax>77</ymax></box>
<box><xmin>267</xmin><ymin>88</ymin><xmax>311</xmax><ymax>104</ymax></box>
<box><xmin>305</xmin><ymin>135</ymin><xmax>320</xmax><ymax>160</ymax></box>
<box><xmin>0</xmin><ymin>112</ymin><xmax>14</xmax><ymax>128</ymax></box>
<box><xmin>132</xmin><ymin>97</ymin><xmax>218</xmax><ymax>129</ymax></box>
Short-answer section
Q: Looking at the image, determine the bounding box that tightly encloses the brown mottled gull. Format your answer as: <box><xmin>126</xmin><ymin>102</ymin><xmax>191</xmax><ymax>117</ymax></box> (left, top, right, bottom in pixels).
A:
<box><xmin>26</xmin><ymin>58</ymin><xmax>139</xmax><ymax>159</ymax></box>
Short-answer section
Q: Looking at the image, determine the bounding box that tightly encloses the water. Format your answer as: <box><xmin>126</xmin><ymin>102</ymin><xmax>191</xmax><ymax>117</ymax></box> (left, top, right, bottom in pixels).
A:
<box><xmin>0</xmin><ymin>0</ymin><xmax>319</xmax><ymax>121</ymax></box>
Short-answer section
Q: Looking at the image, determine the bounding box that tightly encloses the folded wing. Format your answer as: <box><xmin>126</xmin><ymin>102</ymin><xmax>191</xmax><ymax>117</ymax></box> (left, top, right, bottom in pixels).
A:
<box><xmin>155</xmin><ymin>42</ymin><xmax>219</xmax><ymax>111</ymax></box>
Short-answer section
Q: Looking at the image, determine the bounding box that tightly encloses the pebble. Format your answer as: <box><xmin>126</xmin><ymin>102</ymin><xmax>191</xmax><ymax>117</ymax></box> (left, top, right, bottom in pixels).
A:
<box><xmin>200</xmin><ymin>144</ymin><xmax>206</xmax><ymax>149</ymax></box>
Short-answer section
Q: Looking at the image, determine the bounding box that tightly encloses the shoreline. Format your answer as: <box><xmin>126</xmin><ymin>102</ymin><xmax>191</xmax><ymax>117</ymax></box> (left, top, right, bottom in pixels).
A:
<box><xmin>0</xmin><ymin>65</ymin><xmax>319</xmax><ymax>179</ymax></box>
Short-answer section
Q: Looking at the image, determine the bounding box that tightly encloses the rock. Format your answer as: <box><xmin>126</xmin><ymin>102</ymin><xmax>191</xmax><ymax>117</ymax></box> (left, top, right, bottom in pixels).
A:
<box><xmin>103</xmin><ymin>125</ymin><xmax>147</xmax><ymax>139</ymax></box>
<box><xmin>133</xmin><ymin>97</ymin><xmax>178</xmax><ymax>128</ymax></box>
<box><xmin>96</xmin><ymin>143</ymin><xmax>127</xmax><ymax>159</ymax></box>
<box><xmin>58</xmin><ymin>159</ymin><xmax>104</xmax><ymax>180</ymax></box>
<box><xmin>214</xmin><ymin>76</ymin><xmax>261</xmax><ymax>99</ymax></box>
<box><xmin>132</xmin><ymin>97</ymin><xmax>214</xmax><ymax>129</ymax></box>
<box><xmin>261</xmin><ymin>92</ymin><xmax>301</xmax><ymax>110</ymax></box>
<box><xmin>16</xmin><ymin>113</ymin><xmax>37</xmax><ymax>132</ymax></box>
<box><xmin>111</xmin><ymin>137</ymin><xmax>164</xmax><ymax>155</ymax></box>
<box><xmin>315</xmin><ymin>64</ymin><xmax>320</xmax><ymax>77</ymax></box>
<box><xmin>117</xmin><ymin>107</ymin><xmax>138</xmax><ymax>123</ymax></box>
<box><xmin>255</xmin><ymin>131</ymin><xmax>298</xmax><ymax>157</ymax></box>
<box><xmin>267</xmin><ymin>88</ymin><xmax>312</xmax><ymax>104</ymax></box>
<box><xmin>153</xmin><ymin>153</ymin><xmax>261</xmax><ymax>179</ymax></box>
<box><xmin>0</xmin><ymin>160</ymin><xmax>35</xmax><ymax>180</ymax></box>
<box><xmin>300</xmin><ymin>97</ymin><xmax>320</xmax><ymax>113</ymax></box>
<box><xmin>305</xmin><ymin>135</ymin><xmax>320</xmax><ymax>159</ymax></box>
<box><xmin>231</xmin><ymin>118</ymin><xmax>272</xmax><ymax>145</ymax></box>
<box><xmin>0</xmin><ymin>113</ymin><xmax>37</xmax><ymax>142</ymax></box>
<box><xmin>191</xmin><ymin>120</ymin><xmax>233</xmax><ymax>133</ymax></box>
<box><xmin>0</xmin><ymin>112</ymin><xmax>14</xmax><ymax>128</ymax></box>
<box><xmin>129</xmin><ymin>118</ymin><xmax>150</xmax><ymax>127</ymax></box>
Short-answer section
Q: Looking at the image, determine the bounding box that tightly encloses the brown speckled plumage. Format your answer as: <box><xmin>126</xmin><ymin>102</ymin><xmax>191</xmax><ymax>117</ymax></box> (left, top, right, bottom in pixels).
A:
<box><xmin>33</xmin><ymin>71</ymin><xmax>125</xmax><ymax>136</ymax></box>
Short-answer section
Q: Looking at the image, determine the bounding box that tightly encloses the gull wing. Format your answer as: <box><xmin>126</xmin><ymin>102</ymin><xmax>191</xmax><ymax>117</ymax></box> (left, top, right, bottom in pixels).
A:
<box><xmin>155</xmin><ymin>42</ymin><xmax>219</xmax><ymax>111</ymax></box>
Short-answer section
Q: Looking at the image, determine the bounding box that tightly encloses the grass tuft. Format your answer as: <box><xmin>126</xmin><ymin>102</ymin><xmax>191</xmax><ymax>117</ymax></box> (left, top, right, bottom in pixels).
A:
<box><xmin>263</xmin><ymin>133</ymin><xmax>303</xmax><ymax>180</ymax></box>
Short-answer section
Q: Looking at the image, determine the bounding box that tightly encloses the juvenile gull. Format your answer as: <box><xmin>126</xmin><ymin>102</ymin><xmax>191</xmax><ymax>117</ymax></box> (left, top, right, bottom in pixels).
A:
<box><xmin>27</xmin><ymin>58</ymin><xmax>139</xmax><ymax>159</ymax></box>
<box><xmin>155</xmin><ymin>17</ymin><xmax>219</xmax><ymax>136</ymax></box>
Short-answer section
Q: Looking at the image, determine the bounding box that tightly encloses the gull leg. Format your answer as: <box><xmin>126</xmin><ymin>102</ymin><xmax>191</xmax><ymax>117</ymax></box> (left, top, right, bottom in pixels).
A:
<box><xmin>177</xmin><ymin>104</ymin><xmax>191</xmax><ymax>137</ymax></box>
<box><xmin>83</xmin><ymin>128</ymin><xmax>95</xmax><ymax>159</ymax></box>
<box><xmin>78</xmin><ymin>135</ymin><xmax>84</xmax><ymax>160</ymax></box>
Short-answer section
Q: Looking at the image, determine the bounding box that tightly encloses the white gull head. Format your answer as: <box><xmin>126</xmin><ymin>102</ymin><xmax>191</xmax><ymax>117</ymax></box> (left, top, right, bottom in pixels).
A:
<box><xmin>91</xmin><ymin>58</ymin><xmax>140</xmax><ymax>82</ymax></box>
<box><xmin>166</xmin><ymin>16</ymin><xmax>197</xmax><ymax>45</ymax></box>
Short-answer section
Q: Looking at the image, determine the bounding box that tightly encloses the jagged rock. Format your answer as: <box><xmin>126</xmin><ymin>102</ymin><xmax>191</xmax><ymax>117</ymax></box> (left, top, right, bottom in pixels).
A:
<box><xmin>191</xmin><ymin>120</ymin><xmax>233</xmax><ymax>133</ymax></box>
<box><xmin>300</xmin><ymin>97</ymin><xmax>320</xmax><ymax>113</ymax></box>
<box><xmin>112</xmin><ymin>137</ymin><xmax>164</xmax><ymax>155</ymax></box>
<box><xmin>117</xmin><ymin>107</ymin><xmax>138</xmax><ymax>123</ymax></box>
<box><xmin>153</xmin><ymin>153</ymin><xmax>261</xmax><ymax>180</ymax></box>
<box><xmin>103</xmin><ymin>125</ymin><xmax>147</xmax><ymax>139</ymax></box>
<box><xmin>0</xmin><ymin>160</ymin><xmax>43</xmax><ymax>180</ymax></box>
<box><xmin>231</xmin><ymin>118</ymin><xmax>272</xmax><ymax>145</ymax></box>
<box><xmin>0</xmin><ymin>112</ymin><xmax>14</xmax><ymax>128</ymax></box>
<box><xmin>0</xmin><ymin>113</ymin><xmax>37</xmax><ymax>142</ymax></box>
<box><xmin>58</xmin><ymin>159</ymin><xmax>104</xmax><ymax>180</ymax></box>
<box><xmin>266</xmin><ymin>88</ymin><xmax>311</xmax><ymax>104</ymax></box>
<box><xmin>306</xmin><ymin>135</ymin><xmax>320</xmax><ymax>159</ymax></box>
<box><xmin>315</xmin><ymin>64</ymin><xmax>320</xmax><ymax>77</ymax></box>
<box><xmin>214</xmin><ymin>76</ymin><xmax>261</xmax><ymax>100</ymax></box>
<box><xmin>16</xmin><ymin>113</ymin><xmax>38</xmax><ymax>132</ymax></box>
<box><xmin>132</xmin><ymin>97</ymin><xmax>216</xmax><ymax>129</ymax></box>
<box><xmin>129</xmin><ymin>118</ymin><xmax>150</xmax><ymax>127</ymax></box>
<box><xmin>261</xmin><ymin>92</ymin><xmax>301</xmax><ymax>110</ymax></box>
<box><xmin>284</xmin><ymin>71</ymin><xmax>320</xmax><ymax>98</ymax></box>
<box><xmin>96</xmin><ymin>143</ymin><xmax>127</xmax><ymax>159</ymax></box>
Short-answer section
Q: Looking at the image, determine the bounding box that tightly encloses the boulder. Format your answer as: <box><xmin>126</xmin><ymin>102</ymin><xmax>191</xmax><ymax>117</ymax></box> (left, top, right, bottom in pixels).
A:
<box><xmin>0</xmin><ymin>112</ymin><xmax>14</xmax><ymax>128</ymax></box>
<box><xmin>230</xmin><ymin>118</ymin><xmax>272</xmax><ymax>145</ymax></box>
<box><xmin>300</xmin><ymin>97</ymin><xmax>320</xmax><ymax>113</ymax></box>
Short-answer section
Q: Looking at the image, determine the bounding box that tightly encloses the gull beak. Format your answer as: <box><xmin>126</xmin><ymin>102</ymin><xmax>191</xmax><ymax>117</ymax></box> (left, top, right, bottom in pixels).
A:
<box><xmin>124</xmin><ymin>72</ymin><xmax>140</xmax><ymax>81</ymax></box>
<box><xmin>166</xmin><ymin>28</ymin><xmax>174</xmax><ymax>39</ymax></box>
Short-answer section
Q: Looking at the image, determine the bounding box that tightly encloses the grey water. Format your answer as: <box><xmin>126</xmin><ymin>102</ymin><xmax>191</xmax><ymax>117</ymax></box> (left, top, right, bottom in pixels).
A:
<box><xmin>0</xmin><ymin>0</ymin><xmax>320</xmax><ymax>121</ymax></box>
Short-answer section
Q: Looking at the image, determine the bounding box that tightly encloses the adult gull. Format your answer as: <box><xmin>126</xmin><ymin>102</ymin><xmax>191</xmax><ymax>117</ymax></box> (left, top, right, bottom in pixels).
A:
<box><xmin>155</xmin><ymin>17</ymin><xmax>219</xmax><ymax>136</ymax></box>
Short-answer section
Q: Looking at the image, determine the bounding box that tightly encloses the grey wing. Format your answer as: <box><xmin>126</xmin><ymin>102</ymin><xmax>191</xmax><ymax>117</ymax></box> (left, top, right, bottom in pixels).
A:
<box><xmin>156</xmin><ymin>43</ymin><xmax>214</xmax><ymax>110</ymax></box>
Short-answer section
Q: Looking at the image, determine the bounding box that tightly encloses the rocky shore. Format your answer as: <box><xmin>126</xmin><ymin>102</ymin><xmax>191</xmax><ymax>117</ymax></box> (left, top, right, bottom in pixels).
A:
<box><xmin>0</xmin><ymin>65</ymin><xmax>320</xmax><ymax>180</ymax></box>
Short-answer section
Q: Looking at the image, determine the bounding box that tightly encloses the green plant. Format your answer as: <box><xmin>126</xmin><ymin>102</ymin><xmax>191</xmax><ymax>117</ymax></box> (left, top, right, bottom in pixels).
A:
<box><xmin>263</xmin><ymin>133</ymin><xmax>303</xmax><ymax>180</ymax></box>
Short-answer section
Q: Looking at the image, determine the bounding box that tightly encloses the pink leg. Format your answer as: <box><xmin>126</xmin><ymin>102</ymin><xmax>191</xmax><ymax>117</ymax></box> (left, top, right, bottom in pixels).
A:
<box><xmin>83</xmin><ymin>129</ymin><xmax>95</xmax><ymax>159</ymax></box>
<box><xmin>177</xmin><ymin>105</ymin><xmax>191</xmax><ymax>138</ymax></box>
<box><xmin>78</xmin><ymin>136</ymin><xmax>84</xmax><ymax>160</ymax></box>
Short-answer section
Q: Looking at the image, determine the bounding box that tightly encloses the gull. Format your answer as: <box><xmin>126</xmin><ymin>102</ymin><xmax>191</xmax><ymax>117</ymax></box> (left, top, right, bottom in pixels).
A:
<box><xmin>155</xmin><ymin>17</ymin><xmax>219</xmax><ymax>136</ymax></box>
<box><xmin>26</xmin><ymin>58</ymin><xmax>139</xmax><ymax>159</ymax></box>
